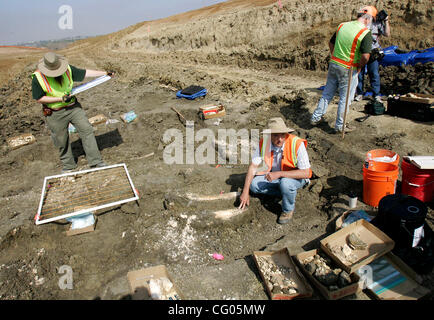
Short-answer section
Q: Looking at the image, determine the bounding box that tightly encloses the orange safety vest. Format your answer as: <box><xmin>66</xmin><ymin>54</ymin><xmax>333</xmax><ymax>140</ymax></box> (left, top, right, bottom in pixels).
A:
<box><xmin>257</xmin><ymin>134</ymin><xmax>312</xmax><ymax>178</ymax></box>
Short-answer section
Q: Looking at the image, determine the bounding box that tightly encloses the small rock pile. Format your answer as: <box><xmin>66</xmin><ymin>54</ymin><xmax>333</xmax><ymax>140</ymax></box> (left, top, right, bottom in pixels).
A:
<box><xmin>302</xmin><ymin>252</ymin><xmax>353</xmax><ymax>291</ymax></box>
<box><xmin>256</xmin><ymin>256</ymin><xmax>299</xmax><ymax>296</ymax></box>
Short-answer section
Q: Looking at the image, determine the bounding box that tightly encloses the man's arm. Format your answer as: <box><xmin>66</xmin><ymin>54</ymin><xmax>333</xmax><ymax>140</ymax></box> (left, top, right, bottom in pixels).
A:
<box><xmin>358</xmin><ymin>31</ymin><xmax>373</xmax><ymax>73</ymax></box>
<box><xmin>238</xmin><ymin>163</ymin><xmax>259</xmax><ymax>210</ymax></box>
<box><xmin>329</xmin><ymin>42</ymin><xmax>335</xmax><ymax>55</ymax></box>
<box><xmin>358</xmin><ymin>53</ymin><xmax>370</xmax><ymax>73</ymax></box>
<box><xmin>383</xmin><ymin>19</ymin><xmax>390</xmax><ymax>37</ymax></box>
<box><xmin>265</xmin><ymin>168</ymin><xmax>311</xmax><ymax>182</ymax></box>
<box><xmin>329</xmin><ymin>32</ymin><xmax>336</xmax><ymax>55</ymax></box>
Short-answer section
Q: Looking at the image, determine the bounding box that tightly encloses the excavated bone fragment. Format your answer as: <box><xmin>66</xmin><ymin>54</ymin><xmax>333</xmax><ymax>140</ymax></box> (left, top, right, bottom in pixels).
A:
<box><xmin>347</xmin><ymin>233</ymin><xmax>367</xmax><ymax>250</ymax></box>
<box><xmin>185</xmin><ymin>192</ymin><xmax>240</xmax><ymax>201</ymax></box>
<box><xmin>213</xmin><ymin>208</ymin><xmax>245</xmax><ymax>220</ymax></box>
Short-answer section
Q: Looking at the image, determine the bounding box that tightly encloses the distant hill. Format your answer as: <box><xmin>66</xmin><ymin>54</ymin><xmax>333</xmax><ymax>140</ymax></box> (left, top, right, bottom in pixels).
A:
<box><xmin>16</xmin><ymin>36</ymin><xmax>94</xmax><ymax>50</ymax></box>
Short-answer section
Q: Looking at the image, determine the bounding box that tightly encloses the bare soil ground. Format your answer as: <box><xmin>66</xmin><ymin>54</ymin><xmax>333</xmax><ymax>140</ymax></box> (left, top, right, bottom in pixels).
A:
<box><xmin>0</xmin><ymin>0</ymin><xmax>433</xmax><ymax>300</ymax></box>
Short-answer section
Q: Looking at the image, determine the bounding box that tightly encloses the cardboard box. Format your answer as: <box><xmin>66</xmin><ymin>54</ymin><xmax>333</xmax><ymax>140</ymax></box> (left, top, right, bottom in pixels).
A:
<box><xmin>7</xmin><ymin>133</ymin><xmax>36</xmax><ymax>150</ymax></box>
<box><xmin>253</xmin><ymin>248</ymin><xmax>313</xmax><ymax>300</ymax></box>
<box><xmin>89</xmin><ymin>114</ymin><xmax>107</xmax><ymax>125</ymax></box>
<box><xmin>387</xmin><ymin>94</ymin><xmax>433</xmax><ymax>122</ymax></box>
<box><xmin>335</xmin><ymin>210</ymin><xmax>376</xmax><ymax>231</ymax></box>
<box><xmin>294</xmin><ymin>249</ymin><xmax>361</xmax><ymax>300</ymax></box>
<box><xmin>127</xmin><ymin>265</ymin><xmax>182</xmax><ymax>300</ymax></box>
<box><xmin>358</xmin><ymin>252</ymin><xmax>430</xmax><ymax>300</ymax></box>
<box><xmin>403</xmin><ymin>156</ymin><xmax>434</xmax><ymax>170</ymax></box>
<box><xmin>199</xmin><ymin>105</ymin><xmax>226</xmax><ymax>120</ymax></box>
<box><xmin>65</xmin><ymin>215</ymin><xmax>97</xmax><ymax>236</ymax></box>
<box><xmin>399</xmin><ymin>93</ymin><xmax>434</xmax><ymax>104</ymax></box>
<box><xmin>320</xmin><ymin>220</ymin><xmax>395</xmax><ymax>274</ymax></box>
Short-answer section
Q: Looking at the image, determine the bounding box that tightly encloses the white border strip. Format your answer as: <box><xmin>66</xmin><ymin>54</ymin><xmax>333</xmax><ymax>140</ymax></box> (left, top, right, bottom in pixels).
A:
<box><xmin>35</xmin><ymin>163</ymin><xmax>139</xmax><ymax>225</ymax></box>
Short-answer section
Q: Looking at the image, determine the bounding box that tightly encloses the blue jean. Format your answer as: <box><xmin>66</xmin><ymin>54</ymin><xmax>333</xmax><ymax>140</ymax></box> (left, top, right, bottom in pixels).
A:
<box><xmin>250</xmin><ymin>175</ymin><xmax>307</xmax><ymax>213</ymax></box>
<box><xmin>356</xmin><ymin>59</ymin><xmax>380</xmax><ymax>97</ymax></box>
<box><xmin>311</xmin><ymin>62</ymin><xmax>359</xmax><ymax>131</ymax></box>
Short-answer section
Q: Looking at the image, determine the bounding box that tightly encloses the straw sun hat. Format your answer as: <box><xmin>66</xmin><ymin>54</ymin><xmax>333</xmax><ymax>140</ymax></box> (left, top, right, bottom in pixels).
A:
<box><xmin>263</xmin><ymin>117</ymin><xmax>294</xmax><ymax>134</ymax></box>
<box><xmin>37</xmin><ymin>52</ymin><xmax>69</xmax><ymax>77</ymax></box>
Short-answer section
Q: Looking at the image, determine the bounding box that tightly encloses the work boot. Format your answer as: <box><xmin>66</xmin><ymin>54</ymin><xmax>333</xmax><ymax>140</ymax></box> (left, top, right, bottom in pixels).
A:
<box><xmin>278</xmin><ymin>211</ymin><xmax>293</xmax><ymax>224</ymax></box>
<box><xmin>310</xmin><ymin>117</ymin><xmax>324</xmax><ymax>126</ymax></box>
<box><xmin>354</xmin><ymin>94</ymin><xmax>363</xmax><ymax>102</ymax></box>
<box><xmin>90</xmin><ymin>162</ymin><xmax>107</xmax><ymax>169</ymax></box>
<box><xmin>334</xmin><ymin>124</ymin><xmax>355</xmax><ymax>134</ymax></box>
<box><xmin>61</xmin><ymin>166</ymin><xmax>77</xmax><ymax>174</ymax></box>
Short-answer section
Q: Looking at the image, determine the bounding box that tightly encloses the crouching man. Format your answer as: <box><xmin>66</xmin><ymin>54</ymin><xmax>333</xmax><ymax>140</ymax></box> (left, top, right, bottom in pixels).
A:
<box><xmin>238</xmin><ymin>117</ymin><xmax>312</xmax><ymax>224</ymax></box>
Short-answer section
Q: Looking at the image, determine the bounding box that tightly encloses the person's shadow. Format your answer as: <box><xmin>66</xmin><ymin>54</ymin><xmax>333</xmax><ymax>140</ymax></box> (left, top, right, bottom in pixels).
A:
<box><xmin>71</xmin><ymin>128</ymin><xmax>123</xmax><ymax>161</ymax></box>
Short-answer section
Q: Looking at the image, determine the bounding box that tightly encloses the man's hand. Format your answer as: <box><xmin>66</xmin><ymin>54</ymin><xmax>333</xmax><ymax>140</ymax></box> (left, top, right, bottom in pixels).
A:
<box><xmin>265</xmin><ymin>171</ymin><xmax>281</xmax><ymax>182</ymax></box>
<box><xmin>62</xmin><ymin>94</ymin><xmax>73</xmax><ymax>103</ymax></box>
<box><xmin>238</xmin><ymin>191</ymin><xmax>250</xmax><ymax>210</ymax></box>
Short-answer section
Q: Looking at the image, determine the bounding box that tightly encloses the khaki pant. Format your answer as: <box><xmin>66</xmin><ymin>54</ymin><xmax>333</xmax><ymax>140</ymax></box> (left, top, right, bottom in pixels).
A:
<box><xmin>45</xmin><ymin>102</ymin><xmax>103</xmax><ymax>170</ymax></box>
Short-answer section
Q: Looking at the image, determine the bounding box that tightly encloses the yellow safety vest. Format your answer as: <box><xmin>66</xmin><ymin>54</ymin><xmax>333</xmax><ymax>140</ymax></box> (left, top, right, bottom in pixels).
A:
<box><xmin>331</xmin><ymin>21</ymin><xmax>370</xmax><ymax>69</ymax></box>
<box><xmin>32</xmin><ymin>65</ymin><xmax>76</xmax><ymax>110</ymax></box>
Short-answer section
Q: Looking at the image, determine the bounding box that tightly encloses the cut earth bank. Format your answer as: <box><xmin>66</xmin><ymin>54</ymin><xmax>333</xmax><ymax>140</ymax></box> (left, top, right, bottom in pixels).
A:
<box><xmin>0</xmin><ymin>0</ymin><xmax>432</xmax><ymax>299</ymax></box>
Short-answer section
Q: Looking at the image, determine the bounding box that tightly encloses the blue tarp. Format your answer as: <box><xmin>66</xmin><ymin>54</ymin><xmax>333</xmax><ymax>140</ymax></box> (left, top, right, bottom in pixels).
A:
<box><xmin>380</xmin><ymin>46</ymin><xmax>434</xmax><ymax>67</ymax></box>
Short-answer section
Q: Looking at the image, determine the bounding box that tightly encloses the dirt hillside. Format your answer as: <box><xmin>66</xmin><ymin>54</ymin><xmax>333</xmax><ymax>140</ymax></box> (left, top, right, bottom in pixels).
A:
<box><xmin>0</xmin><ymin>0</ymin><xmax>433</xmax><ymax>300</ymax></box>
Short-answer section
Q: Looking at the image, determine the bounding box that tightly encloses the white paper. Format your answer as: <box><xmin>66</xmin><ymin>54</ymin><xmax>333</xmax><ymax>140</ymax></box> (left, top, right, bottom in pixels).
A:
<box><xmin>71</xmin><ymin>75</ymin><xmax>111</xmax><ymax>95</ymax></box>
<box><xmin>413</xmin><ymin>225</ymin><xmax>424</xmax><ymax>248</ymax></box>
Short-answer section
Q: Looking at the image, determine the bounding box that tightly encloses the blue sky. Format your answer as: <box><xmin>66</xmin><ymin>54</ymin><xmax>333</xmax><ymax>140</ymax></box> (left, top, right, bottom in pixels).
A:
<box><xmin>0</xmin><ymin>0</ymin><xmax>227</xmax><ymax>45</ymax></box>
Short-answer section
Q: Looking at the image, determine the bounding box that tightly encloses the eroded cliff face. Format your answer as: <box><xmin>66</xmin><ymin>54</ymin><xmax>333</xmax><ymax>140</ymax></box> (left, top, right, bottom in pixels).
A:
<box><xmin>111</xmin><ymin>0</ymin><xmax>432</xmax><ymax>71</ymax></box>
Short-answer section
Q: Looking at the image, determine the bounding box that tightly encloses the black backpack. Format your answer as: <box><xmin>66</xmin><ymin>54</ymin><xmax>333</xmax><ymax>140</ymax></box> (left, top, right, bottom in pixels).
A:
<box><xmin>364</xmin><ymin>101</ymin><xmax>385</xmax><ymax>115</ymax></box>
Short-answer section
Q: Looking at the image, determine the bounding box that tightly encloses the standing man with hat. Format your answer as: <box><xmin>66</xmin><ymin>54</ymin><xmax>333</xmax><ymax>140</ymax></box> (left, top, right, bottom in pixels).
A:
<box><xmin>238</xmin><ymin>117</ymin><xmax>312</xmax><ymax>224</ymax></box>
<box><xmin>310</xmin><ymin>7</ymin><xmax>374</xmax><ymax>133</ymax></box>
<box><xmin>355</xmin><ymin>6</ymin><xmax>391</xmax><ymax>102</ymax></box>
<box><xmin>32</xmin><ymin>52</ymin><xmax>114</xmax><ymax>172</ymax></box>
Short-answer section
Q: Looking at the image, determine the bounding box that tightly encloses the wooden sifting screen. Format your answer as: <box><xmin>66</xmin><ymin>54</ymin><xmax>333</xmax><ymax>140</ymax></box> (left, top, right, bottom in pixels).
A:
<box><xmin>35</xmin><ymin>163</ymin><xmax>139</xmax><ymax>225</ymax></box>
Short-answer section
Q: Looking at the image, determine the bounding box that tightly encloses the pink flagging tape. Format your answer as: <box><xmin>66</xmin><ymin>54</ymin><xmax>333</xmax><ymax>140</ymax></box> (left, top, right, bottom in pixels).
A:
<box><xmin>213</xmin><ymin>253</ymin><xmax>224</xmax><ymax>261</ymax></box>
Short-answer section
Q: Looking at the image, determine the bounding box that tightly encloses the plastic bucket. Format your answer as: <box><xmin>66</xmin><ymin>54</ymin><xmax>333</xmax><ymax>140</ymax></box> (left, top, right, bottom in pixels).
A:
<box><xmin>401</xmin><ymin>158</ymin><xmax>434</xmax><ymax>203</ymax></box>
<box><xmin>363</xmin><ymin>162</ymin><xmax>399</xmax><ymax>207</ymax></box>
<box><xmin>365</xmin><ymin>149</ymin><xmax>400</xmax><ymax>170</ymax></box>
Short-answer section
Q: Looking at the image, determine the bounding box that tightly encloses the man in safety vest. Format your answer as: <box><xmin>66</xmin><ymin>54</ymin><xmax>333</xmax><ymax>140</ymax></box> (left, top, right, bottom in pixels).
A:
<box><xmin>239</xmin><ymin>117</ymin><xmax>312</xmax><ymax>224</ymax></box>
<box><xmin>32</xmin><ymin>52</ymin><xmax>114</xmax><ymax>173</ymax></box>
<box><xmin>310</xmin><ymin>7</ymin><xmax>374</xmax><ymax>133</ymax></box>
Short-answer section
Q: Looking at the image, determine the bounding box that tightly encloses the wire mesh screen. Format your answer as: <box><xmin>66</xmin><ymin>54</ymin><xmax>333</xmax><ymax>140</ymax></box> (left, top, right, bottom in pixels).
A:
<box><xmin>35</xmin><ymin>164</ymin><xmax>139</xmax><ymax>225</ymax></box>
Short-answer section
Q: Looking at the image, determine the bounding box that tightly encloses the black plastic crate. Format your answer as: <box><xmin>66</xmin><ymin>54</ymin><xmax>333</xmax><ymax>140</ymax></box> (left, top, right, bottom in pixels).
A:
<box><xmin>387</xmin><ymin>96</ymin><xmax>434</xmax><ymax>122</ymax></box>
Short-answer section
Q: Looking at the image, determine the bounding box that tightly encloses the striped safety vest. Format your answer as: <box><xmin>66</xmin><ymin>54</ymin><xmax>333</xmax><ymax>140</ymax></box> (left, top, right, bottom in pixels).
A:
<box><xmin>32</xmin><ymin>65</ymin><xmax>76</xmax><ymax>110</ymax></box>
<box><xmin>331</xmin><ymin>21</ymin><xmax>370</xmax><ymax>69</ymax></box>
<box><xmin>257</xmin><ymin>134</ymin><xmax>312</xmax><ymax>178</ymax></box>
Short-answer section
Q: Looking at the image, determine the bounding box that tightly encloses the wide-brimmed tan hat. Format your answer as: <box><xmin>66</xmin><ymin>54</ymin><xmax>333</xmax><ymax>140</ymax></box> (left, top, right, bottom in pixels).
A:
<box><xmin>37</xmin><ymin>52</ymin><xmax>69</xmax><ymax>77</ymax></box>
<box><xmin>263</xmin><ymin>117</ymin><xmax>294</xmax><ymax>134</ymax></box>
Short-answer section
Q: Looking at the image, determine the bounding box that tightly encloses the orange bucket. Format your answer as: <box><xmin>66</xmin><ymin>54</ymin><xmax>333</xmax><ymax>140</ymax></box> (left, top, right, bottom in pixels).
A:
<box><xmin>363</xmin><ymin>162</ymin><xmax>399</xmax><ymax>207</ymax></box>
<box><xmin>365</xmin><ymin>149</ymin><xmax>400</xmax><ymax>170</ymax></box>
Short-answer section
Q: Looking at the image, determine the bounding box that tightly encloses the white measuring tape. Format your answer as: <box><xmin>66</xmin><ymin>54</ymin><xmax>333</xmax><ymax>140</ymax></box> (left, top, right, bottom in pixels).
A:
<box><xmin>71</xmin><ymin>75</ymin><xmax>112</xmax><ymax>96</ymax></box>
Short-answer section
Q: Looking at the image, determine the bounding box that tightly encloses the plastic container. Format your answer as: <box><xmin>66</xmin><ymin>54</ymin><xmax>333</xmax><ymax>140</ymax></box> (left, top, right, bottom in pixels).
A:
<box><xmin>401</xmin><ymin>158</ymin><xmax>434</xmax><ymax>203</ymax></box>
<box><xmin>373</xmin><ymin>194</ymin><xmax>427</xmax><ymax>249</ymax></box>
<box><xmin>365</xmin><ymin>149</ymin><xmax>400</xmax><ymax>170</ymax></box>
<box><xmin>363</xmin><ymin>162</ymin><xmax>399</xmax><ymax>207</ymax></box>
